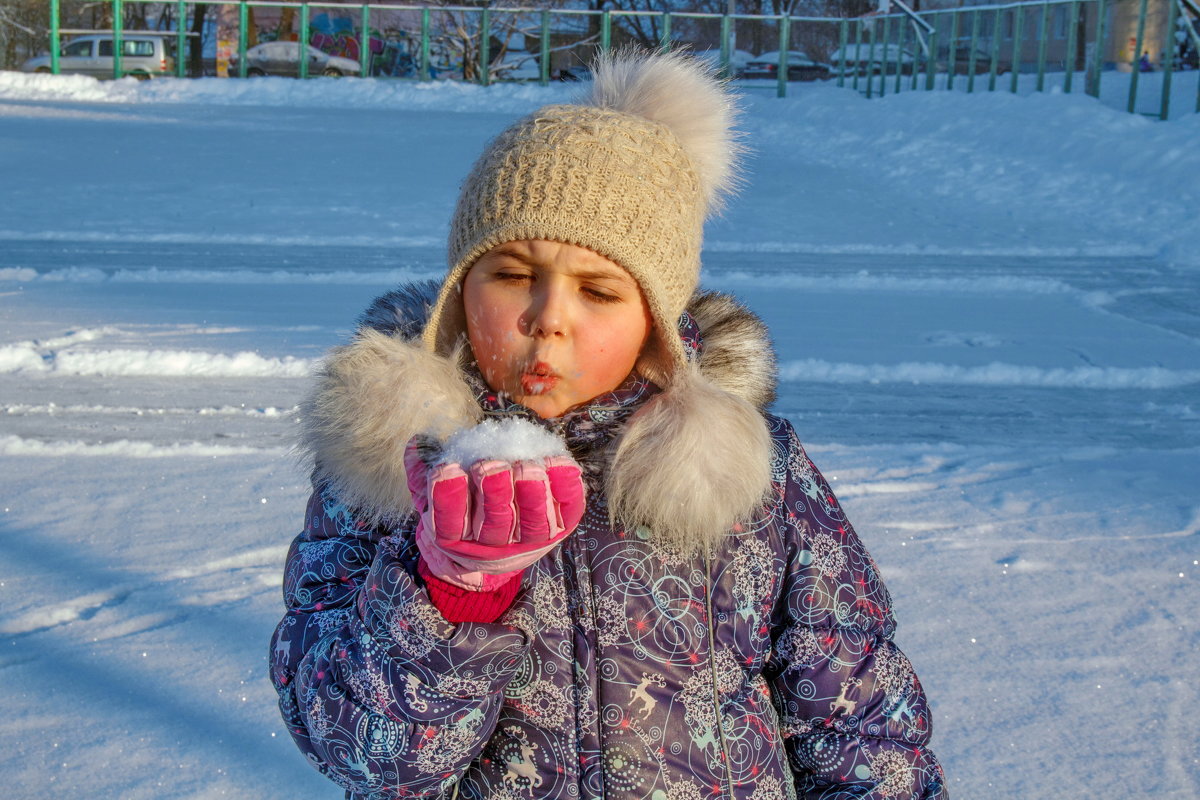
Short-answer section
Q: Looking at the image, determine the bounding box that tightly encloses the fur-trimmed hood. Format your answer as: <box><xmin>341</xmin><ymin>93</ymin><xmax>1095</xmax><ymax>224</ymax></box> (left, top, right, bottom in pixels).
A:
<box><xmin>298</xmin><ymin>282</ymin><xmax>777</xmax><ymax>552</ymax></box>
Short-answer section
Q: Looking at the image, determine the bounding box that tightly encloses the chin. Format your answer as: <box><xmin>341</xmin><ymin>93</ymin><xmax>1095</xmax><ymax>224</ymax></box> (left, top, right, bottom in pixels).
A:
<box><xmin>523</xmin><ymin>400</ymin><xmax>564</xmax><ymax>419</ymax></box>
<box><xmin>519</xmin><ymin>394</ymin><xmax>571</xmax><ymax>420</ymax></box>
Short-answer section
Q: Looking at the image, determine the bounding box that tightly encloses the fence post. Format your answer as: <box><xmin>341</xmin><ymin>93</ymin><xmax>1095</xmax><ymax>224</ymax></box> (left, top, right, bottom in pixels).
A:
<box><xmin>420</xmin><ymin>7</ymin><xmax>430</xmax><ymax>81</ymax></box>
<box><xmin>720</xmin><ymin>13</ymin><xmax>731</xmax><ymax>76</ymax></box>
<box><xmin>1128</xmin><ymin>0</ymin><xmax>1149</xmax><ymax>113</ymax></box>
<box><xmin>852</xmin><ymin>16</ymin><xmax>863</xmax><ymax>91</ymax></box>
<box><xmin>299</xmin><ymin>3</ymin><xmax>310</xmax><ymax>79</ymax></box>
<box><xmin>175</xmin><ymin>0</ymin><xmax>186</xmax><ymax>77</ymax></box>
<box><xmin>895</xmin><ymin>15</ymin><xmax>907</xmax><ymax>94</ymax></box>
<box><xmin>1064</xmin><ymin>0</ymin><xmax>1080</xmax><ymax>92</ymax></box>
<box><xmin>239</xmin><ymin>2</ymin><xmax>249</xmax><ymax>78</ymax></box>
<box><xmin>1089</xmin><ymin>0</ymin><xmax>1107</xmax><ymax>97</ymax></box>
<box><xmin>967</xmin><ymin>8</ymin><xmax>980</xmax><ymax>93</ymax></box>
<box><xmin>540</xmin><ymin>9</ymin><xmax>550</xmax><ymax>85</ymax></box>
<box><xmin>925</xmin><ymin>25</ymin><xmax>938</xmax><ymax>90</ymax></box>
<box><xmin>1193</xmin><ymin>0</ymin><xmax>1200</xmax><ymax>113</ymax></box>
<box><xmin>480</xmin><ymin>7</ymin><xmax>491</xmax><ymax>86</ymax></box>
<box><xmin>360</xmin><ymin>4</ymin><xmax>371</xmax><ymax>78</ymax></box>
<box><xmin>1010</xmin><ymin>4</ymin><xmax>1025</xmax><ymax>93</ymax></box>
<box><xmin>989</xmin><ymin>7</ymin><xmax>1001</xmax><ymax>91</ymax></box>
<box><xmin>601</xmin><ymin>10</ymin><xmax>611</xmax><ymax>54</ymax></box>
<box><xmin>836</xmin><ymin>18</ymin><xmax>848</xmax><ymax>88</ymax></box>
<box><xmin>1036</xmin><ymin>2</ymin><xmax>1050</xmax><ymax>90</ymax></box>
<box><xmin>866</xmin><ymin>19</ymin><xmax>879</xmax><ymax>98</ymax></box>
<box><xmin>113</xmin><ymin>0</ymin><xmax>124</xmax><ymax>79</ymax></box>
<box><xmin>911</xmin><ymin>16</ymin><xmax>922</xmax><ymax>90</ymax></box>
<box><xmin>50</xmin><ymin>0</ymin><xmax>60</xmax><ymax>75</ymax></box>
<box><xmin>777</xmin><ymin>15</ymin><xmax>790</xmax><ymax>98</ymax></box>
<box><xmin>878</xmin><ymin>14</ymin><xmax>892</xmax><ymax>98</ymax></box>
<box><xmin>659</xmin><ymin>13</ymin><xmax>671</xmax><ymax>52</ymax></box>
<box><xmin>946</xmin><ymin>10</ymin><xmax>959</xmax><ymax>91</ymax></box>
<box><xmin>1161</xmin><ymin>0</ymin><xmax>1179</xmax><ymax>119</ymax></box>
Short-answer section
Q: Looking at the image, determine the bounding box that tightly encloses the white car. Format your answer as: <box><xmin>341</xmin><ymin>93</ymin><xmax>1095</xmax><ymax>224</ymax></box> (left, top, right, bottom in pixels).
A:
<box><xmin>828</xmin><ymin>44</ymin><xmax>919</xmax><ymax>76</ymax></box>
<box><xmin>22</xmin><ymin>33</ymin><xmax>176</xmax><ymax>79</ymax></box>
<box><xmin>229</xmin><ymin>42</ymin><xmax>362</xmax><ymax>78</ymax></box>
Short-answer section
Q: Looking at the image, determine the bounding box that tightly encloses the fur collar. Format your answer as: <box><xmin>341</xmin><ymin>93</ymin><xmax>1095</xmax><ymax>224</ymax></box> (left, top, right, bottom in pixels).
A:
<box><xmin>299</xmin><ymin>282</ymin><xmax>777</xmax><ymax>552</ymax></box>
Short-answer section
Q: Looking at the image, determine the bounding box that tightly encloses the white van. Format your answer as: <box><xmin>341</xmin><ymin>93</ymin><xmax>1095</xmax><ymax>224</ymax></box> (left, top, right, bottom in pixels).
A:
<box><xmin>22</xmin><ymin>33</ymin><xmax>176</xmax><ymax>79</ymax></box>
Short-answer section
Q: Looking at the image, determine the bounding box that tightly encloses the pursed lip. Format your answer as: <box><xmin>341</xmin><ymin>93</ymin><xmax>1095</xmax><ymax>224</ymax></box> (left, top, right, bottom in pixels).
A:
<box><xmin>520</xmin><ymin>361</ymin><xmax>561</xmax><ymax>395</ymax></box>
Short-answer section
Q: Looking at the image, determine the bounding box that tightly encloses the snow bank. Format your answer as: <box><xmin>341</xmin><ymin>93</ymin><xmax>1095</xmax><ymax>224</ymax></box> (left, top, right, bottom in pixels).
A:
<box><xmin>710</xmin><ymin>270</ymin><xmax>1089</xmax><ymax>296</ymax></box>
<box><xmin>0</xmin><ymin>342</ymin><xmax>313</xmax><ymax>377</ymax></box>
<box><xmin>778</xmin><ymin>358</ymin><xmax>1200</xmax><ymax>389</ymax></box>
<box><xmin>0</xmin><ymin>266</ymin><xmax>440</xmax><ymax>284</ymax></box>
<box><xmin>2</xmin><ymin>70</ymin><xmax>1196</xmax><ymax>267</ymax></box>
<box><xmin>703</xmin><ymin>240</ymin><xmax>1157</xmax><ymax>258</ymax></box>
<box><xmin>0</xmin><ymin>70</ymin><xmax>575</xmax><ymax>113</ymax></box>
<box><xmin>0</xmin><ymin>229</ymin><xmax>444</xmax><ymax>249</ymax></box>
<box><xmin>4</xmin><ymin>403</ymin><xmax>294</xmax><ymax>417</ymax></box>
<box><xmin>741</xmin><ymin>86</ymin><xmax>1200</xmax><ymax>270</ymax></box>
<box><xmin>0</xmin><ymin>434</ymin><xmax>278</xmax><ymax>457</ymax></box>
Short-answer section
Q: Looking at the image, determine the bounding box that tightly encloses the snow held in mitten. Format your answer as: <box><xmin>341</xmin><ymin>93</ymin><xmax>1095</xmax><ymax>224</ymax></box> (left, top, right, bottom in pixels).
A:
<box><xmin>439</xmin><ymin>418</ymin><xmax>569</xmax><ymax>465</ymax></box>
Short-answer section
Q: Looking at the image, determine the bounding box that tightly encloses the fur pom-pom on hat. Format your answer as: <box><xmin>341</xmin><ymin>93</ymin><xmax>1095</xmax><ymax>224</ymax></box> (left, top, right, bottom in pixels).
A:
<box><xmin>424</xmin><ymin>48</ymin><xmax>743</xmax><ymax>384</ymax></box>
<box><xmin>588</xmin><ymin>47</ymin><xmax>743</xmax><ymax>214</ymax></box>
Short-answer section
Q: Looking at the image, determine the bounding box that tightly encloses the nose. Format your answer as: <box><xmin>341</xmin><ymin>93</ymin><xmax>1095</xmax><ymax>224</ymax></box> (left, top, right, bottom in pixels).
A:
<box><xmin>525</xmin><ymin>282</ymin><xmax>567</xmax><ymax>338</ymax></box>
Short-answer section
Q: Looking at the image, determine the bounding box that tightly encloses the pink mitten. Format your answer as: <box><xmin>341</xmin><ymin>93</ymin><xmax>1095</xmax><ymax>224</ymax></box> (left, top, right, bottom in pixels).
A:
<box><xmin>405</xmin><ymin>439</ymin><xmax>585</xmax><ymax>591</ymax></box>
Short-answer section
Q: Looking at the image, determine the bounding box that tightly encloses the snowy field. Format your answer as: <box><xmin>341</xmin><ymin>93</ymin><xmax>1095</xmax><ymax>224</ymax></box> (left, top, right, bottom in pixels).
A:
<box><xmin>1</xmin><ymin>72</ymin><xmax>1198</xmax><ymax>799</ymax></box>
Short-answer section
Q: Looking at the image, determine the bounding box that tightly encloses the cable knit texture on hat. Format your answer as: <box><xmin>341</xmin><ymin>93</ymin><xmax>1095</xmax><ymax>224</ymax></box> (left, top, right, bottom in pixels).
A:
<box><xmin>424</xmin><ymin>48</ymin><xmax>741</xmax><ymax>383</ymax></box>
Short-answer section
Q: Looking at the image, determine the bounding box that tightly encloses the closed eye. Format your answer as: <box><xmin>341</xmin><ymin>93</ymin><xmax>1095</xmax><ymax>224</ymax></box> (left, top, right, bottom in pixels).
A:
<box><xmin>583</xmin><ymin>287</ymin><xmax>621</xmax><ymax>304</ymax></box>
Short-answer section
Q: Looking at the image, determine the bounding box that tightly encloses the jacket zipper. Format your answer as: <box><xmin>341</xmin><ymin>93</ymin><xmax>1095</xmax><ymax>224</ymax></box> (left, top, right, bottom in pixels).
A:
<box><xmin>703</xmin><ymin>552</ymin><xmax>736</xmax><ymax>800</ymax></box>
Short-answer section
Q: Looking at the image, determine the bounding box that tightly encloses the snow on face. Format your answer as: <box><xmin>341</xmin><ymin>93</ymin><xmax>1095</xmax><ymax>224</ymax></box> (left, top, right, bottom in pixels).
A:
<box><xmin>461</xmin><ymin>240</ymin><xmax>654</xmax><ymax>419</ymax></box>
<box><xmin>439</xmin><ymin>417</ymin><xmax>569</xmax><ymax>465</ymax></box>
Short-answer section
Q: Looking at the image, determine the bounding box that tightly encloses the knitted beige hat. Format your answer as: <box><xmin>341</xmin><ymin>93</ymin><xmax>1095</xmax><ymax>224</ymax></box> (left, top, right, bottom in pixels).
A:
<box><xmin>422</xmin><ymin>48</ymin><xmax>741</xmax><ymax>384</ymax></box>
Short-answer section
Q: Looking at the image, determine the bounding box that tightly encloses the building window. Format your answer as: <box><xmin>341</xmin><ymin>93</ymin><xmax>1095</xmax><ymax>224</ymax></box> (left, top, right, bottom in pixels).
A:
<box><xmin>1053</xmin><ymin>6</ymin><xmax>1068</xmax><ymax>39</ymax></box>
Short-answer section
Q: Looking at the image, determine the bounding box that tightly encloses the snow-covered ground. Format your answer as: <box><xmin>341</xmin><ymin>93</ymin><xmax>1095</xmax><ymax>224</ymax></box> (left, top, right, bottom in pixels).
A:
<box><xmin>0</xmin><ymin>72</ymin><xmax>1197</xmax><ymax>799</ymax></box>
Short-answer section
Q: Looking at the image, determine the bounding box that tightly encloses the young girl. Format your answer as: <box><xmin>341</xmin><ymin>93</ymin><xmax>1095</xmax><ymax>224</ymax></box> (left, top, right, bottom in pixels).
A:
<box><xmin>271</xmin><ymin>50</ymin><xmax>946</xmax><ymax>800</ymax></box>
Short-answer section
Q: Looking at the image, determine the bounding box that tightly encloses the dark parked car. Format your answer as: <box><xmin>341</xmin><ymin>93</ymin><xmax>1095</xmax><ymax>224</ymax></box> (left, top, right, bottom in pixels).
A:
<box><xmin>742</xmin><ymin>50</ymin><xmax>830</xmax><ymax>81</ymax></box>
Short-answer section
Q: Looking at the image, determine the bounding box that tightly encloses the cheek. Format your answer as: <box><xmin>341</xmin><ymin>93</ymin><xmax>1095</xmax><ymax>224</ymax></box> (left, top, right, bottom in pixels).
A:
<box><xmin>465</xmin><ymin>302</ymin><xmax>528</xmax><ymax>388</ymax></box>
<box><xmin>577</xmin><ymin>320</ymin><xmax>648</xmax><ymax>382</ymax></box>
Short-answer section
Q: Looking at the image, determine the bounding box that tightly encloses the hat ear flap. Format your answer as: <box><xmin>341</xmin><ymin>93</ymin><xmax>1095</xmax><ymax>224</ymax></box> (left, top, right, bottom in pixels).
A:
<box><xmin>634</xmin><ymin>328</ymin><xmax>676</xmax><ymax>390</ymax></box>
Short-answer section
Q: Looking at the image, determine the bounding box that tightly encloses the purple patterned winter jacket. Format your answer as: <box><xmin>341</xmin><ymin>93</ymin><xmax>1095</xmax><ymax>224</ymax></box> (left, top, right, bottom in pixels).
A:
<box><xmin>270</xmin><ymin>285</ymin><xmax>946</xmax><ymax>800</ymax></box>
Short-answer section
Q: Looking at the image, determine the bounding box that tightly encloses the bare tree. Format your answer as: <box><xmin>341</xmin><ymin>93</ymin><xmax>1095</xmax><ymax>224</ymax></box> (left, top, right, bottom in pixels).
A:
<box><xmin>188</xmin><ymin>3</ymin><xmax>207</xmax><ymax>76</ymax></box>
<box><xmin>0</xmin><ymin>0</ymin><xmax>98</xmax><ymax>69</ymax></box>
<box><xmin>424</xmin><ymin>0</ymin><xmax>596</xmax><ymax>81</ymax></box>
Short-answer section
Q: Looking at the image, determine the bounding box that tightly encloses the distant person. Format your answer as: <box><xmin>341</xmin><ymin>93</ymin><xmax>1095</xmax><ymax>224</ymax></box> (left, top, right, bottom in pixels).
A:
<box><xmin>269</xmin><ymin>49</ymin><xmax>947</xmax><ymax>799</ymax></box>
<box><xmin>1138</xmin><ymin>51</ymin><xmax>1153</xmax><ymax>72</ymax></box>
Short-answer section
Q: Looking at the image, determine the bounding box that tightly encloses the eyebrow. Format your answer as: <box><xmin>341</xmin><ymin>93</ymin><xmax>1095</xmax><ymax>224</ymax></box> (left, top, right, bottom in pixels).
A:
<box><xmin>486</xmin><ymin>247</ymin><xmax>636</xmax><ymax>286</ymax></box>
<box><xmin>570</xmin><ymin>268</ymin><xmax>635</xmax><ymax>285</ymax></box>
<box><xmin>487</xmin><ymin>245</ymin><xmax>537</xmax><ymax>265</ymax></box>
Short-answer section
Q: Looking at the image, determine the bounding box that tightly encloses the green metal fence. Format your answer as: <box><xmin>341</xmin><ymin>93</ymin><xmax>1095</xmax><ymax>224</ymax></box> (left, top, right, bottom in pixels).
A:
<box><xmin>40</xmin><ymin>0</ymin><xmax>1200</xmax><ymax>119</ymax></box>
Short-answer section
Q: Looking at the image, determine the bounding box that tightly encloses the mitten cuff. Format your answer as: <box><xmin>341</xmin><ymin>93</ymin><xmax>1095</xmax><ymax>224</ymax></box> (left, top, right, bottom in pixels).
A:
<box><xmin>418</xmin><ymin>558</ymin><xmax>523</xmax><ymax>624</ymax></box>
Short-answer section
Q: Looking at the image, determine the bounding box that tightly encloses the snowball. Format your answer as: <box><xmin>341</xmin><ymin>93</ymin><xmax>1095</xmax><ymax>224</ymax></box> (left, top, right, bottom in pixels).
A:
<box><xmin>439</xmin><ymin>418</ymin><xmax>568</xmax><ymax>465</ymax></box>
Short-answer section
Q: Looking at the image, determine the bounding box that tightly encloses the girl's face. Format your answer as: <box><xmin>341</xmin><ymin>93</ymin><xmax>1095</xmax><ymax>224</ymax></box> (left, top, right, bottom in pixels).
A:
<box><xmin>462</xmin><ymin>239</ymin><xmax>654</xmax><ymax>419</ymax></box>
